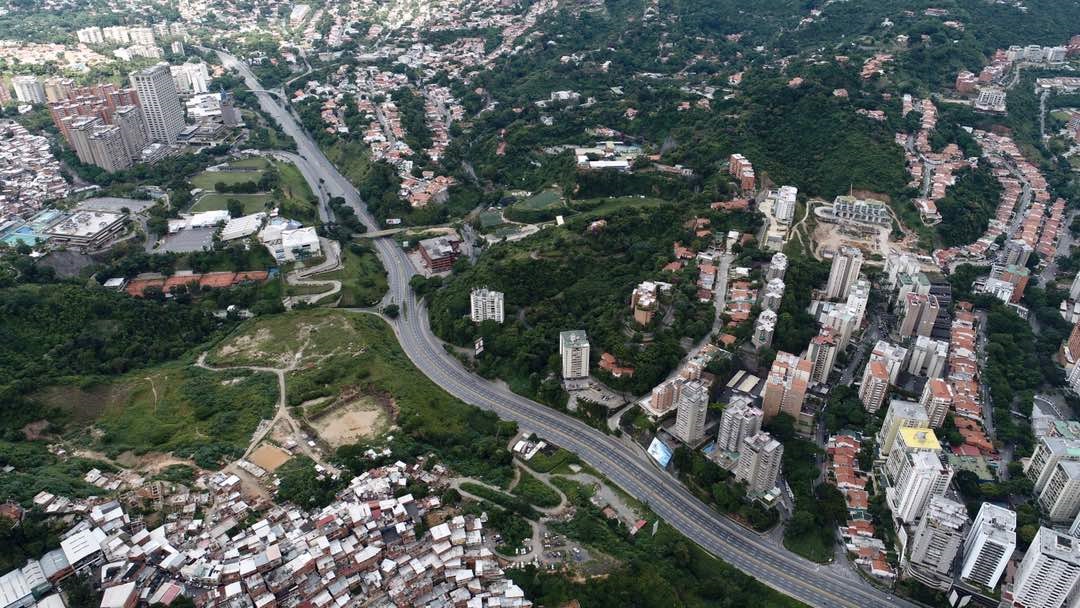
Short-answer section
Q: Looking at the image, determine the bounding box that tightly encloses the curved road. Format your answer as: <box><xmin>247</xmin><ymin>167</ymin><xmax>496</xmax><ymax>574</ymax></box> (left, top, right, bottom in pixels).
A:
<box><xmin>217</xmin><ymin>49</ymin><xmax>914</xmax><ymax>608</ymax></box>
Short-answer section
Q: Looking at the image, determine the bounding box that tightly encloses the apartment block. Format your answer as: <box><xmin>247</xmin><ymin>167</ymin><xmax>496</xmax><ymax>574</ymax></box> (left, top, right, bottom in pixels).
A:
<box><xmin>469</xmin><ymin>287</ymin><xmax>504</xmax><ymax>324</ymax></box>
<box><xmin>716</xmin><ymin>397</ymin><xmax>763</xmax><ymax>453</ymax></box>
<box><xmin>130</xmin><ymin>63</ymin><xmax>185</xmax><ymax>144</ymax></box>
<box><xmin>919</xmin><ymin>378</ymin><xmax>954</xmax><ymax>429</ymax></box>
<box><xmin>859</xmin><ymin>360</ymin><xmax>890</xmax><ymax>413</ymax></box>
<box><xmin>961</xmin><ymin>503</ymin><xmax>1015</xmax><ymax>590</ymax></box>
<box><xmin>559</xmin><ymin>330</ymin><xmax>590</xmax><ymax>380</ymax></box>
<box><xmin>806</xmin><ymin>328</ymin><xmax>838</xmax><ymax>384</ymax></box>
<box><xmin>761</xmin><ymin>351</ymin><xmax>811</xmax><ymax>421</ymax></box>
<box><xmin>672</xmin><ymin>379</ymin><xmax>709</xmax><ymax>446</ymax></box>
<box><xmin>908</xmin><ymin>336</ymin><xmax>948</xmax><ymax>378</ymax></box>
<box><xmin>904</xmin><ymin>496</ymin><xmax>969</xmax><ymax>590</ymax></box>
<box><xmin>825</xmin><ymin>246</ymin><xmax>863</xmax><ymax>300</ymax></box>
<box><xmin>1038</xmin><ymin>461</ymin><xmax>1080</xmax><ymax>523</ymax></box>
<box><xmin>878</xmin><ymin>398</ymin><xmax>929</xmax><ymax>456</ymax></box>
<box><xmin>1008</xmin><ymin>527</ymin><xmax>1080</xmax><ymax>608</ymax></box>
<box><xmin>735</xmin><ymin>431</ymin><xmax>783</xmax><ymax>495</ymax></box>
<box><xmin>888</xmin><ymin>450</ymin><xmax>952</xmax><ymax>523</ymax></box>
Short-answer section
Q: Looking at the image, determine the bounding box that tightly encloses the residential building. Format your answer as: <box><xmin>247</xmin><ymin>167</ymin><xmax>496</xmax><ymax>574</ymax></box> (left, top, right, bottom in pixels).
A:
<box><xmin>1026</xmin><ymin>436</ymin><xmax>1080</xmax><ymax>494</ymax></box>
<box><xmin>869</xmin><ymin>340</ymin><xmax>909</xmax><ymax>384</ymax></box>
<box><xmin>1009</xmin><ymin>527</ymin><xmax>1080</xmax><ymax>608</ymax></box>
<box><xmin>761</xmin><ymin>352</ymin><xmax>811</xmax><ymax>421</ymax></box>
<box><xmin>630</xmin><ymin>281</ymin><xmax>670</xmax><ymax>325</ymax></box>
<box><xmin>649</xmin><ymin>379</ymin><xmax>681</xmax><ymax>415</ymax></box>
<box><xmin>825</xmin><ymin>246</ymin><xmax>863</xmax><ymax>300</ymax></box>
<box><xmin>1038</xmin><ymin>461</ymin><xmax>1080</xmax><ymax>523</ymax></box>
<box><xmin>859</xmin><ymin>360</ymin><xmax>890</xmax><ymax>413</ymax></box>
<box><xmin>960</xmin><ymin>503</ymin><xmax>1015</xmax><ymax>590</ymax></box>
<box><xmin>130</xmin><ymin>63</ymin><xmax>185</xmax><ymax>144</ymax></box>
<box><xmin>735</xmin><ymin>432</ymin><xmax>783</xmax><ymax>495</ymax></box>
<box><xmin>469</xmin><ymin>287</ymin><xmax>504</xmax><ymax>324</ymax></box>
<box><xmin>76</xmin><ymin>26</ymin><xmax>104</xmax><ymax>45</ymax></box>
<box><xmin>885</xmin><ymin>427</ymin><xmax>942</xmax><ymax>482</ymax></box>
<box><xmin>825</xmin><ymin>195</ymin><xmax>891</xmax><ymax>227</ymax></box>
<box><xmin>761</xmin><ymin>278</ymin><xmax>785</xmax><ymax>312</ymax></box>
<box><xmin>87</xmin><ymin>125</ymin><xmax>131</xmax><ymax>172</ymax></box>
<box><xmin>752</xmin><ymin>310</ymin><xmax>777</xmax><ymax>349</ymax></box>
<box><xmin>1066</xmin><ymin>322</ymin><xmax>1080</xmax><ymax>366</ymax></box>
<box><xmin>806</xmin><ymin>328</ymin><xmax>839</xmax><ymax>384</ymax></box>
<box><xmin>899</xmin><ymin>293</ymin><xmax>940</xmax><ymax>338</ymax></box>
<box><xmin>846</xmin><ymin>279</ymin><xmax>871</xmax><ymax>326</ymax></box>
<box><xmin>919</xmin><ymin>378</ymin><xmax>954</xmax><ymax>428</ymax></box>
<box><xmin>1004</xmin><ymin>239</ymin><xmax>1033</xmax><ymax>268</ymax></box>
<box><xmin>824</xmin><ymin>304</ymin><xmax>859</xmax><ymax>350</ymax></box>
<box><xmin>904</xmin><ymin>496</ymin><xmax>969</xmax><ymax>590</ymax></box>
<box><xmin>888</xmin><ymin>450</ymin><xmax>953</xmax><ymax>523</ymax></box>
<box><xmin>559</xmin><ymin>330</ymin><xmax>590</xmax><ymax>380</ymax></box>
<box><xmin>417</xmin><ymin>236</ymin><xmax>461</xmax><ymax>272</ymax></box>
<box><xmin>42</xmin><ymin>77</ymin><xmax>74</xmax><ymax>103</ymax></box>
<box><xmin>716</xmin><ymin>397</ymin><xmax>763</xmax><ymax>453</ymax></box>
<box><xmin>770</xmin><ymin>186</ymin><xmax>797</xmax><ymax>223</ymax></box>
<box><xmin>767</xmin><ymin>252</ymin><xmax>788</xmax><ymax>281</ymax></box>
<box><xmin>170</xmin><ymin>62</ymin><xmax>211</xmax><ymax>94</ymax></box>
<box><xmin>878</xmin><ymin>398</ymin><xmax>929</xmax><ymax>456</ymax></box>
<box><xmin>908</xmin><ymin>336</ymin><xmax>948</xmax><ymax>378</ymax></box>
<box><xmin>113</xmin><ymin>105</ymin><xmax>149</xmax><ymax>162</ymax></box>
<box><xmin>12</xmin><ymin>75</ymin><xmax>45</xmax><ymax>104</ymax></box>
<box><xmin>672</xmin><ymin>379</ymin><xmax>709</xmax><ymax>445</ymax></box>
<box><xmin>989</xmin><ymin>263</ymin><xmax>1030</xmax><ymax>304</ymax></box>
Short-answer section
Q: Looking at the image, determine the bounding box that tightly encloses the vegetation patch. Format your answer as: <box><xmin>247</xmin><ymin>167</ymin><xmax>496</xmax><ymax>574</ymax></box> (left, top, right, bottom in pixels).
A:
<box><xmin>511</xmin><ymin>469</ymin><xmax>562</xmax><ymax>508</ymax></box>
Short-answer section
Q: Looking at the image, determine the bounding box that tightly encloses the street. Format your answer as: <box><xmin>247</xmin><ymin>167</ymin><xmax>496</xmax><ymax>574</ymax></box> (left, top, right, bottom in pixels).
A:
<box><xmin>218</xmin><ymin>48</ymin><xmax>918</xmax><ymax>608</ymax></box>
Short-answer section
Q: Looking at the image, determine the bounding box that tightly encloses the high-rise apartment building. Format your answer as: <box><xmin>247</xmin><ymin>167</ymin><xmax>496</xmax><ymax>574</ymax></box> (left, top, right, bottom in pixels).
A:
<box><xmin>470</xmin><ymin>287</ymin><xmax>504</xmax><ymax>324</ymax></box>
<box><xmin>649</xmin><ymin>379</ymin><xmax>681</xmax><ymax>414</ymax></box>
<box><xmin>130</xmin><ymin>63</ymin><xmax>185</xmax><ymax>144</ymax></box>
<box><xmin>960</xmin><ymin>503</ymin><xmax>1015</xmax><ymax>590</ymax></box>
<box><xmin>766</xmin><ymin>252</ymin><xmax>788</xmax><ymax>282</ymax></box>
<box><xmin>1026</xmin><ymin>436</ymin><xmax>1080</xmax><ymax>494</ymax></box>
<box><xmin>1009</xmin><ymin>527</ymin><xmax>1080</xmax><ymax>608</ymax></box>
<box><xmin>716</xmin><ymin>397</ymin><xmax>763</xmax><ymax>453</ymax></box>
<box><xmin>877</xmin><ymin>398</ymin><xmax>929</xmax><ymax>456</ymax></box>
<box><xmin>42</xmin><ymin>77</ymin><xmax>75</xmax><ymax>103</ymax></box>
<box><xmin>735</xmin><ymin>432</ymin><xmax>783</xmax><ymax>495</ymax></box>
<box><xmin>76</xmin><ymin>26</ymin><xmax>104</xmax><ymax>45</ymax></box>
<box><xmin>672</xmin><ymin>379</ymin><xmax>709</xmax><ymax>446</ymax></box>
<box><xmin>761</xmin><ymin>278</ymin><xmax>784</xmax><ymax>312</ymax></box>
<box><xmin>113</xmin><ymin>105</ymin><xmax>149</xmax><ymax>162</ymax></box>
<box><xmin>859</xmin><ymin>360</ymin><xmax>890</xmax><ymax>413</ymax></box>
<box><xmin>752</xmin><ymin>310</ymin><xmax>777</xmax><ymax>349</ymax></box>
<box><xmin>12</xmin><ymin>75</ymin><xmax>45</xmax><ymax>104</ymax></box>
<box><xmin>806</xmin><ymin>328</ymin><xmax>838</xmax><ymax>385</ymax></box>
<box><xmin>899</xmin><ymin>293</ymin><xmax>939</xmax><ymax>338</ymax></box>
<box><xmin>888</xmin><ymin>450</ymin><xmax>953</xmax><ymax>523</ymax></box>
<box><xmin>1064</xmin><ymin>322</ymin><xmax>1080</xmax><ymax>366</ymax></box>
<box><xmin>908</xmin><ymin>335</ymin><xmax>948</xmax><ymax>378</ymax></box>
<box><xmin>823</xmin><ymin>303</ymin><xmax>858</xmax><ymax>350</ymax></box>
<box><xmin>559</xmin><ymin>330</ymin><xmax>590</xmax><ymax>380</ymax></box>
<box><xmin>905</xmin><ymin>496</ymin><xmax>969</xmax><ymax>590</ymax></box>
<box><xmin>825</xmin><ymin>246</ymin><xmax>863</xmax><ymax>300</ymax></box>
<box><xmin>846</xmin><ymin>279</ymin><xmax>871</xmax><ymax>326</ymax></box>
<box><xmin>1038</xmin><ymin>461</ymin><xmax>1080</xmax><ymax>523</ymax></box>
<box><xmin>885</xmin><ymin>427</ymin><xmax>941</xmax><ymax>483</ymax></box>
<box><xmin>761</xmin><ymin>352</ymin><xmax>811</xmax><ymax>421</ymax></box>
<box><xmin>919</xmin><ymin>378</ymin><xmax>953</xmax><ymax>428</ymax></box>
<box><xmin>869</xmin><ymin>340</ymin><xmax>908</xmax><ymax>384</ymax></box>
<box><xmin>87</xmin><ymin>125</ymin><xmax>132</xmax><ymax>172</ymax></box>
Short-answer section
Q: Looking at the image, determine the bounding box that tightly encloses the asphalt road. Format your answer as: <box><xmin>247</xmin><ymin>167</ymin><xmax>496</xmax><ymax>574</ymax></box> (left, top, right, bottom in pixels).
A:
<box><xmin>218</xmin><ymin>49</ymin><xmax>918</xmax><ymax>608</ymax></box>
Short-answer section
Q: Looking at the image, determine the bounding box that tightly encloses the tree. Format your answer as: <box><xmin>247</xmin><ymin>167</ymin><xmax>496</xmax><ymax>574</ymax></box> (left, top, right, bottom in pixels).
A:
<box><xmin>227</xmin><ymin>198</ymin><xmax>244</xmax><ymax>218</ymax></box>
<box><xmin>383</xmin><ymin>303</ymin><xmax>400</xmax><ymax>318</ymax></box>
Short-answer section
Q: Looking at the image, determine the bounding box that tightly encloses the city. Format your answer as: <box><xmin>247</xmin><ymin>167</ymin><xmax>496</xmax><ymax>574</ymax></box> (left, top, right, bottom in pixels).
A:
<box><xmin>3</xmin><ymin>3</ymin><xmax>1080</xmax><ymax>608</ymax></box>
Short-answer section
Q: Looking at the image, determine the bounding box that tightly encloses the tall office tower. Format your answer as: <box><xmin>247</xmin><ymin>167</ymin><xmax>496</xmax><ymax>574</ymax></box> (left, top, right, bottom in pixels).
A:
<box><xmin>1009</xmin><ymin>527</ymin><xmax>1080</xmax><ymax>608</ymax></box>
<box><xmin>766</xmin><ymin>252</ymin><xmax>788</xmax><ymax>282</ymax></box>
<box><xmin>845</xmin><ymin>279</ymin><xmax>871</xmax><ymax>326</ymax></box>
<box><xmin>113</xmin><ymin>105</ymin><xmax>148</xmax><ymax>162</ymax></box>
<box><xmin>877</xmin><ymin>398</ymin><xmax>929</xmax><ymax>456</ymax></box>
<box><xmin>42</xmin><ymin>77</ymin><xmax>75</xmax><ymax>103</ymax></box>
<box><xmin>761</xmin><ymin>278</ymin><xmax>785</xmax><ymax>312</ymax></box>
<box><xmin>888</xmin><ymin>450</ymin><xmax>953</xmax><ymax>523</ymax></box>
<box><xmin>130</xmin><ymin>63</ymin><xmax>184</xmax><ymax>144</ymax></box>
<box><xmin>1026</xmin><ymin>436</ymin><xmax>1080</xmax><ymax>494</ymax></box>
<box><xmin>825</xmin><ymin>246</ymin><xmax>863</xmax><ymax>300</ymax></box>
<box><xmin>558</xmin><ymin>330</ymin><xmax>590</xmax><ymax>380</ymax></box>
<box><xmin>88</xmin><ymin>125</ymin><xmax>132</xmax><ymax>172</ymax></box>
<box><xmin>761</xmin><ymin>352</ymin><xmax>811</xmax><ymax>421</ymax></box>
<box><xmin>1038</xmin><ymin>461</ymin><xmax>1080</xmax><ymax>523</ymax></box>
<box><xmin>859</xmin><ymin>360</ymin><xmax>890</xmax><ymax>413</ymax></box>
<box><xmin>672</xmin><ymin>379</ymin><xmax>709</xmax><ymax>446</ymax></box>
<box><xmin>899</xmin><ymin>293</ymin><xmax>940</xmax><ymax>338</ymax></box>
<box><xmin>470</xmin><ymin>287</ymin><xmax>504</xmax><ymax>323</ymax></box>
<box><xmin>869</xmin><ymin>340</ymin><xmax>908</xmax><ymax>384</ymax></box>
<box><xmin>752</xmin><ymin>310</ymin><xmax>777</xmax><ymax>349</ymax></box>
<box><xmin>12</xmin><ymin>75</ymin><xmax>45</xmax><ymax>103</ymax></box>
<box><xmin>649</xmin><ymin>379</ymin><xmax>682</xmax><ymax>414</ymax></box>
<box><xmin>716</xmin><ymin>397</ymin><xmax>763</xmax><ymax>453</ymax></box>
<box><xmin>918</xmin><ymin>378</ymin><xmax>953</xmax><ymax>428</ymax></box>
<box><xmin>960</xmin><ymin>503</ymin><xmax>1016</xmax><ymax>590</ymax></box>
<box><xmin>908</xmin><ymin>336</ymin><xmax>948</xmax><ymax>378</ymax></box>
<box><xmin>905</xmin><ymin>496</ymin><xmax>969</xmax><ymax>590</ymax></box>
<box><xmin>806</xmin><ymin>328</ymin><xmax>838</xmax><ymax>384</ymax></box>
<box><xmin>735</xmin><ymin>432</ymin><xmax>783</xmax><ymax>495</ymax></box>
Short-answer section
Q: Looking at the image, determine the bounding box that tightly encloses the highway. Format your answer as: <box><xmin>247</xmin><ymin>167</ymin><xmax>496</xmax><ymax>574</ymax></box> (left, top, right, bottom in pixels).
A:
<box><xmin>217</xmin><ymin>49</ymin><xmax>918</xmax><ymax>608</ymax></box>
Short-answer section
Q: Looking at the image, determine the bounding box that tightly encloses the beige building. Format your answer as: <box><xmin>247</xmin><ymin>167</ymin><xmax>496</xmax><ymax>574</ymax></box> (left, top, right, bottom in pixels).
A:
<box><xmin>559</xmin><ymin>330</ymin><xmax>590</xmax><ymax>380</ymax></box>
<box><xmin>825</xmin><ymin>246</ymin><xmax>863</xmax><ymax>300</ymax></box>
<box><xmin>859</xmin><ymin>360</ymin><xmax>890</xmax><ymax>413</ymax></box>
<box><xmin>672</xmin><ymin>379</ymin><xmax>709</xmax><ymax>446</ymax></box>
<box><xmin>761</xmin><ymin>352</ymin><xmax>811</xmax><ymax>421</ymax></box>
<box><xmin>735</xmin><ymin>431</ymin><xmax>783</xmax><ymax>495</ymax></box>
<box><xmin>919</xmin><ymin>378</ymin><xmax>953</xmax><ymax>428</ymax></box>
<box><xmin>877</xmin><ymin>398</ymin><xmax>929</xmax><ymax>456</ymax></box>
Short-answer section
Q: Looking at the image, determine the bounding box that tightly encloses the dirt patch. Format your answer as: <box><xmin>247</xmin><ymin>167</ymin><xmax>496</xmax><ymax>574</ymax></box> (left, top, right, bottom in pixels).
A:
<box><xmin>22</xmin><ymin>420</ymin><xmax>51</xmax><ymax>441</ymax></box>
<box><xmin>307</xmin><ymin>396</ymin><xmax>390</xmax><ymax>448</ymax></box>
<box><xmin>215</xmin><ymin>327</ymin><xmax>274</xmax><ymax>361</ymax></box>
<box><xmin>250</xmin><ymin>444</ymin><xmax>292</xmax><ymax>471</ymax></box>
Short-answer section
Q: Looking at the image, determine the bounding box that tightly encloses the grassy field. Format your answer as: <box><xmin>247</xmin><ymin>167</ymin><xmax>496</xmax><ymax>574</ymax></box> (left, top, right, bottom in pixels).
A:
<box><xmin>206</xmin><ymin>309</ymin><xmax>366</xmax><ymax>368</ymax></box>
<box><xmin>275</xmin><ymin>160</ymin><xmax>315</xmax><ymax>203</ymax></box>
<box><xmin>190</xmin><ymin>170</ymin><xmax>264</xmax><ymax>191</ymax></box>
<box><xmin>479</xmin><ymin>209</ymin><xmax>505</xmax><ymax>228</ymax></box>
<box><xmin>313</xmin><ymin>244</ymin><xmax>388</xmax><ymax>307</ymax></box>
<box><xmin>324</xmin><ymin>141</ymin><xmax>373</xmax><ymax>186</ymax></box>
<box><xmin>190</xmin><ymin>193</ymin><xmax>272</xmax><ymax>214</ymax></box>
<box><xmin>232</xmin><ymin>157</ymin><xmax>271</xmax><ymax>169</ymax></box>
<box><xmin>34</xmin><ymin>364</ymin><xmax>278</xmax><ymax>467</ymax></box>
<box><xmin>520</xmin><ymin>189</ymin><xmax>564</xmax><ymax>210</ymax></box>
<box><xmin>571</xmin><ymin>196</ymin><xmax>670</xmax><ymax>217</ymax></box>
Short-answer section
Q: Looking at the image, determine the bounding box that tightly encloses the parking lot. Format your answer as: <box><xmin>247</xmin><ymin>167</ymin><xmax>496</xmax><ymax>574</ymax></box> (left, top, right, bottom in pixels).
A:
<box><xmin>157</xmin><ymin>227</ymin><xmax>216</xmax><ymax>253</ymax></box>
